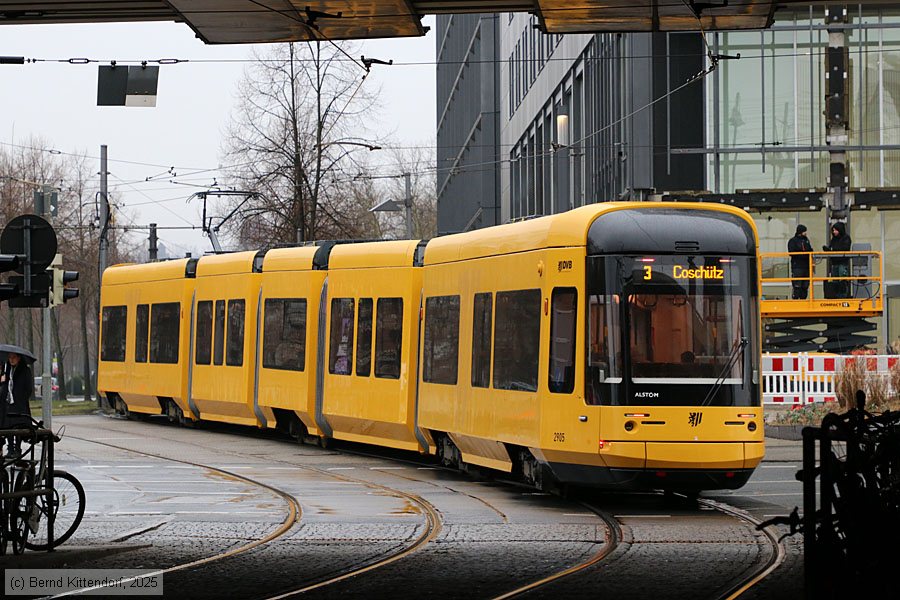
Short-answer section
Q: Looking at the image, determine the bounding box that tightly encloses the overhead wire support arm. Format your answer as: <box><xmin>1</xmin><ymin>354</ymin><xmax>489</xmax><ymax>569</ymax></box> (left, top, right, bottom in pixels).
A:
<box><xmin>187</xmin><ymin>189</ymin><xmax>260</xmax><ymax>253</ymax></box>
<box><xmin>687</xmin><ymin>0</ymin><xmax>730</xmax><ymax>17</ymax></box>
<box><xmin>303</xmin><ymin>6</ymin><xmax>343</xmax><ymax>30</ymax></box>
<box><xmin>677</xmin><ymin>0</ymin><xmax>740</xmax><ymax>83</ymax></box>
<box><xmin>361</xmin><ymin>56</ymin><xmax>393</xmax><ymax>72</ymax></box>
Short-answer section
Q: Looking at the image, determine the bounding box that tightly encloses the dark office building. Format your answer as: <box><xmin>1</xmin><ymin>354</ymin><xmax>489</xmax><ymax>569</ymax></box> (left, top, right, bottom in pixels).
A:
<box><xmin>435</xmin><ymin>13</ymin><xmax>502</xmax><ymax>235</ymax></box>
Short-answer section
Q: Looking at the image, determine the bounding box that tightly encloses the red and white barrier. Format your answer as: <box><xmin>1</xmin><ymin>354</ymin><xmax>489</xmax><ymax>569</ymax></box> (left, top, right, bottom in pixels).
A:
<box><xmin>803</xmin><ymin>353</ymin><xmax>838</xmax><ymax>403</ymax></box>
<box><xmin>763</xmin><ymin>352</ymin><xmax>900</xmax><ymax>405</ymax></box>
<box><xmin>762</xmin><ymin>354</ymin><xmax>804</xmax><ymax>404</ymax></box>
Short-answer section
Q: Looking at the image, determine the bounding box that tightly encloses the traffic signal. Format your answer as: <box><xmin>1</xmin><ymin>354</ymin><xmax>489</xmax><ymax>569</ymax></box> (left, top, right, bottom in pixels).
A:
<box><xmin>0</xmin><ymin>214</ymin><xmax>57</xmax><ymax>307</ymax></box>
<box><xmin>50</xmin><ymin>268</ymin><xmax>79</xmax><ymax>307</ymax></box>
<box><xmin>0</xmin><ymin>253</ymin><xmax>20</xmax><ymax>301</ymax></box>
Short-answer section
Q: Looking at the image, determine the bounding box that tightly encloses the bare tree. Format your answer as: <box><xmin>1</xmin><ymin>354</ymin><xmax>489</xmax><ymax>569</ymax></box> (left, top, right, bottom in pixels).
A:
<box><xmin>0</xmin><ymin>141</ymin><xmax>137</xmax><ymax>402</ymax></box>
<box><xmin>221</xmin><ymin>41</ymin><xmax>383</xmax><ymax>248</ymax></box>
<box><xmin>369</xmin><ymin>146</ymin><xmax>437</xmax><ymax>240</ymax></box>
<box><xmin>57</xmin><ymin>151</ymin><xmax>102</xmax><ymax>400</ymax></box>
<box><xmin>0</xmin><ymin>137</ymin><xmax>65</xmax><ymax>379</ymax></box>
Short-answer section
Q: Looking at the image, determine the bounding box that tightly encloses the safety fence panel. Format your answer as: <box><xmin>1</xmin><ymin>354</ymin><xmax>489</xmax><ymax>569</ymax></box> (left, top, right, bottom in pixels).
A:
<box><xmin>762</xmin><ymin>353</ymin><xmax>900</xmax><ymax>405</ymax></box>
<box><xmin>762</xmin><ymin>354</ymin><xmax>804</xmax><ymax>404</ymax></box>
<box><xmin>804</xmin><ymin>354</ymin><xmax>838</xmax><ymax>403</ymax></box>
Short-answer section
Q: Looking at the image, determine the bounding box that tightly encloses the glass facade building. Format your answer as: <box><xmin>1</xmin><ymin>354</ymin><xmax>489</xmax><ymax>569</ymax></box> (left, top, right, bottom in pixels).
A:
<box><xmin>435</xmin><ymin>4</ymin><xmax>900</xmax><ymax>349</ymax></box>
<box><xmin>707</xmin><ymin>6</ymin><xmax>900</xmax><ymax>192</ymax></box>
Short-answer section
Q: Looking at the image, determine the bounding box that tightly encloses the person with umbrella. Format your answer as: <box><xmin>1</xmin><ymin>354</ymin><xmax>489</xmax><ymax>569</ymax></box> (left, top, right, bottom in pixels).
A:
<box><xmin>0</xmin><ymin>344</ymin><xmax>35</xmax><ymax>459</ymax></box>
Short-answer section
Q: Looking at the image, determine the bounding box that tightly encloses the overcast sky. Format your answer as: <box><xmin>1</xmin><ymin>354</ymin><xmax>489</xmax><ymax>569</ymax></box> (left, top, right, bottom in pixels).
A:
<box><xmin>1</xmin><ymin>17</ymin><xmax>437</xmax><ymax>257</ymax></box>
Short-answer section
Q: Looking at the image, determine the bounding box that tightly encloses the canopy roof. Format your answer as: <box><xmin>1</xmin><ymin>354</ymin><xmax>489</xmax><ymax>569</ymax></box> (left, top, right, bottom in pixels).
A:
<box><xmin>0</xmin><ymin>1</ymin><xmax>790</xmax><ymax>43</ymax></box>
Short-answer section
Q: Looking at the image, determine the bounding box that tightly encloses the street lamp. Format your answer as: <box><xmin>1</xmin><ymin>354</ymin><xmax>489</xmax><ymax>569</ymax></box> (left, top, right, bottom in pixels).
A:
<box><xmin>369</xmin><ymin>172</ymin><xmax>413</xmax><ymax>239</ymax></box>
<box><xmin>317</xmin><ymin>141</ymin><xmax>382</xmax><ymax>152</ymax></box>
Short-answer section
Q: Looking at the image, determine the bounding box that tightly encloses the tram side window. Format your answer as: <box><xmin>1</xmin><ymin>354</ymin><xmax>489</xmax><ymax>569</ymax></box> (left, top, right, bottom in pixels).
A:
<box><xmin>262</xmin><ymin>298</ymin><xmax>307</xmax><ymax>371</ymax></box>
<box><xmin>549</xmin><ymin>288</ymin><xmax>577</xmax><ymax>394</ymax></box>
<box><xmin>471</xmin><ymin>292</ymin><xmax>492</xmax><ymax>388</ymax></box>
<box><xmin>226</xmin><ymin>299</ymin><xmax>245</xmax><ymax>366</ymax></box>
<box><xmin>493</xmin><ymin>289</ymin><xmax>541</xmax><ymax>392</ymax></box>
<box><xmin>135</xmin><ymin>304</ymin><xmax>149</xmax><ymax>363</ymax></box>
<box><xmin>195</xmin><ymin>301</ymin><xmax>213</xmax><ymax>365</ymax></box>
<box><xmin>329</xmin><ymin>298</ymin><xmax>355</xmax><ymax>375</ymax></box>
<box><xmin>150</xmin><ymin>302</ymin><xmax>181</xmax><ymax>364</ymax></box>
<box><xmin>356</xmin><ymin>298</ymin><xmax>373</xmax><ymax>377</ymax></box>
<box><xmin>423</xmin><ymin>295</ymin><xmax>460</xmax><ymax>385</ymax></box>
<box><xmin>213</xmin><ymin>300</ymin><xmax>225</xmax><ymax>366</ymax></box>
<box><xmin>375</xmin><ymin>298</ymin><xmax>403</xmax><ymax>379</ymax></box>
<box><xmin>100</xmin><ymin>306</ymin><xmax>127</xmax><ymax>362</ymax></box>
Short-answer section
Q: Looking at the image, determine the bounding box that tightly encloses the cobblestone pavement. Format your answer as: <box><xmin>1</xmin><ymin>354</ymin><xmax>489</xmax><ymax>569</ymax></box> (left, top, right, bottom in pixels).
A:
<box><xmin>1</xmin><ymin>415</ymin><xmax>802</xmax><ymax>599</ymax></box>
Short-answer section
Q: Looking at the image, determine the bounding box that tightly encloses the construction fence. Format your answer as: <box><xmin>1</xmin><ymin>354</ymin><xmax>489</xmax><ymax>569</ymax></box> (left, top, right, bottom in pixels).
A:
<box><xmin>762</xmin><ymin>353</ymin><xmax>900</xmax><ymax>405</ymax></box>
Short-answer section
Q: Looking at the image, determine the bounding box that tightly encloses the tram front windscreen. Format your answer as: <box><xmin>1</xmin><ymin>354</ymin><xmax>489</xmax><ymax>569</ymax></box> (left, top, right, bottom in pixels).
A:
<box><xmin>586</xmin><ymin>255</ymin><xmax>759</xmax><ymax>407</ymax></box>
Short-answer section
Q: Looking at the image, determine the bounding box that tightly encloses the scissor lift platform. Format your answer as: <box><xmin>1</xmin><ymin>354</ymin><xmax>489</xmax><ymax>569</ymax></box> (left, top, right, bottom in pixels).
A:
<box><xmin>760</xmin><ymin>251</ymin><xmax>883</xmax><ymax>352</ymax></box>
<box><xmin>760</xmin><ymin>250</ymin><xmax>883</xmax><ymax>319</ymax></box>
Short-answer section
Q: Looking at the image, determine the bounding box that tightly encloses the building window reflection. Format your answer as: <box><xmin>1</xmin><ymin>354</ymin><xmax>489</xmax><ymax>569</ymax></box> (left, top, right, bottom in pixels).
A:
<box><xmin>708</xmin><ymin>7</ymin><xmax>900</xmax><ymax>192</ymax></box>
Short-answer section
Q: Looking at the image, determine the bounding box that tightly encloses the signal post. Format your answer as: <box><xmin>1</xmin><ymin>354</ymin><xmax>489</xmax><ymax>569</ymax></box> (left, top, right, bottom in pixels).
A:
<box><xmin>0</xmin><ymin>195</ymin><xmax>79</xmax><ymax>428</ymax></box>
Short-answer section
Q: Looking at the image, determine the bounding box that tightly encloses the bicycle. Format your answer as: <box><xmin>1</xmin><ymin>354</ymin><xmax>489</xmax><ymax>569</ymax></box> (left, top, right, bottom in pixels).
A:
<box><xmin>0</xmin><ymin>415</ymin><xmax>85</xmax><ymax>554</ymax></box>
<box><xmin>1</xmin><ymin>423</ymin><xmax>42</xmax><ymax>555</ymax></box>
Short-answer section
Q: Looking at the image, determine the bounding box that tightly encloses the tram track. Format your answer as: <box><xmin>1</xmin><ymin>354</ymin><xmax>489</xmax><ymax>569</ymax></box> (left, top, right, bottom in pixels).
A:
<box><xmin>484</xmin><ymin>493</ymin><xmax>786</xmax><ymax>600</ymax></box>
<box><xmin>56</xmin><ymin>434</ymin><xmax>302</xmax><ymax>597</ymax></box>
<box><xmin>62</xmin><ymin>417</ymin><xmax>613</xmax><ymax>598</ymax></box>
<box><xmin>696</xmin><ymin>497</ymin><xmax>787</xmax><ymax>600</ymax></box>
<box><xmin>345</xmin><ymin>455</ymin><xmax>509</xmax><ymax>524</ymax></box>
<box><xmin>261</xmin><ymin>485</ymin><xmax>440</xmax><ymax>599</ymax></box>
<box><xmin>59</xmin><ymin>420</ymin><xmax>445</xmax><ymax>598</ymax></box>
<box><xmin>491</xmin><ymin>501</ymin><xmax>621</xmax><ymax>599</ymax></box>
<box><xmin>60</xmin><ymin>416</ymin><xmax>788</xmax><ymax>599</ymax></box>
<box><xmin>317</xmin><ymin>451</ymin><xmax>622</xmax><ymax>599</ymax></box>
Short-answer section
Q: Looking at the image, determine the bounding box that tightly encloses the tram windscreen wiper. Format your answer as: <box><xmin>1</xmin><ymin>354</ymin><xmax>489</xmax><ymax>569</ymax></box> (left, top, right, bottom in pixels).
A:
<box><xmin>699</xmin><ymin>336</ymin><xmax>748</xmax><ymax>407</ymax></box>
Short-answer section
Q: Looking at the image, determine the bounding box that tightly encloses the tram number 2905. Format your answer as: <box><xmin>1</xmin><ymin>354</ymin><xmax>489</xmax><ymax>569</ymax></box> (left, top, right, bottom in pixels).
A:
<box><xmin>553</xmin><ymin>432</ymin><xmax>566</xmax><ymax>443</ymax></box>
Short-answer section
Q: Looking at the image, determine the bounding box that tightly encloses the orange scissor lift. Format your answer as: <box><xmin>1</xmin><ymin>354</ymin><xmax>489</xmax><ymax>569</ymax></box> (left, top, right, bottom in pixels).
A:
<box><xmin>760</xmin><ymin>250</ymin><xmax>884</xmax><ymax>352</ymax></box>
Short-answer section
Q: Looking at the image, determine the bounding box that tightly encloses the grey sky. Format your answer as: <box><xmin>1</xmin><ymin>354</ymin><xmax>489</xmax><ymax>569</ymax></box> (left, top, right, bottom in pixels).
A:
<box><xmin>1</xmin><ymin>17</ymin><xmax>437</xmax><ymax>256</ymax></box>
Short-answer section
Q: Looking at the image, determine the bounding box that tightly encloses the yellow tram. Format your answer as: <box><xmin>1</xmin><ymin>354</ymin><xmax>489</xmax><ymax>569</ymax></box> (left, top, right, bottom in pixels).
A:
<box><xmin>98</xmin><ymin>202</ymin><xmax>764</xmax><ymax>492</ymax></box>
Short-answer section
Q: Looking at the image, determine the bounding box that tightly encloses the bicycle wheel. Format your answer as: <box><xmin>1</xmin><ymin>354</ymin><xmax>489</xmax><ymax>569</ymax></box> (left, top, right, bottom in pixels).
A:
<box><xmin>11</xmin><ymin>468</ymin><xmax>34</xmax><ymax>554</ymax></box>
<box><xmin>0</xmin><ymin>469</ymin><xmax>8</xmax><ymax>555</ymax></box>
<box><xmin>24</xmin><ymin>470</ymin><xmax>86</xmax><ymax>550</ymax></box>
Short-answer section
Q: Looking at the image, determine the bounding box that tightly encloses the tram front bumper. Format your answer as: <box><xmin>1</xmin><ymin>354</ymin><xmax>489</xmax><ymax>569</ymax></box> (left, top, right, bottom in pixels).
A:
<box><xmin>540</xmin><ymin>441</ymin><xmax>762</xmax><ymax>491</ymax></box>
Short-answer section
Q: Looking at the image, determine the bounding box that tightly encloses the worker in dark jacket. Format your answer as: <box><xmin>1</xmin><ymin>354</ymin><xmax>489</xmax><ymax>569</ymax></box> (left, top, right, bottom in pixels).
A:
<box><xmin>0</xmin><ymin>352</ymin><xmax>33</xmax><ymax>458</ymax></box>
<box><xmin>823</xmin><ymin>222</ymin><xmax>853</xmax><ymax>298</ymax></box>
<box><xmin>787</xmin><ymin>224</ymin><xmax>814</xmax><ymax>299</ymax></box>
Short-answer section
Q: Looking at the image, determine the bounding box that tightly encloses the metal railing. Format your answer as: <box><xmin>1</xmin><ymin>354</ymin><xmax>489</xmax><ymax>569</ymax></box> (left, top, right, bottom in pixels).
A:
<box><xmin>759</xmin><ymin>391</ymin><xmax>900</xmax><ymax>599</ymax></box>
<box><xmin>760</xmin><ymin>250</ymin><xmax>883</xmax><ymax>317</ymax></box>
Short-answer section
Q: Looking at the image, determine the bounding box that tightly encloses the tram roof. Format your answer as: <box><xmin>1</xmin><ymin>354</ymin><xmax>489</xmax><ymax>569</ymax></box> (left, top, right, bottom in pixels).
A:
<box><xmin>195</xmin><ymin>250</ymin><xmax>260</xmax><ymax>277</ymax></box>
<box><xmin>329</xmin><ymin>240</ymin><xmax>421</xmax><ymax>269</ymax></box>
<box><xmin>261</xmin><ymin>246</ymin><xmax>319</xmax><ymax>273</ymax></box>
<box><xmin>424</xmin><ymin>202</ymin><xmax>758</xmax><ymax>265</ymax></box>
<box><xmin>102</xmin><ymin>258</ymin><xmax>192</xmax><ymax>285</ymax></box>
<box><xmin>424</xmin><ymin>204</ymin><xmax>608</xmax><ymax>265</ymax></box>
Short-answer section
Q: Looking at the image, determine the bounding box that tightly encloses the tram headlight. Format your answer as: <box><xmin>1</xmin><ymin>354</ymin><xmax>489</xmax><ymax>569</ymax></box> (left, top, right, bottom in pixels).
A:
<box><xmin>747</xmin><ymin>421</ymin><xmax>757</xmax><ymax>432</ymax></box>
<box><xmin>624</xmin><ymin>420</ymin><xmax>635</xmax><ymax>432</ymax></box>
